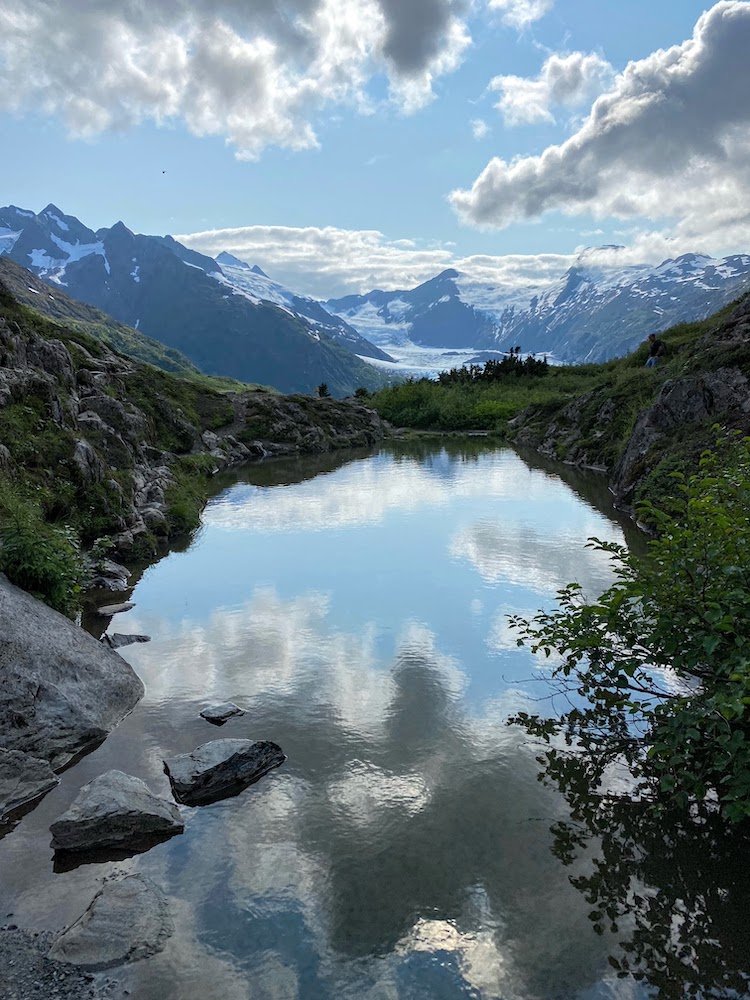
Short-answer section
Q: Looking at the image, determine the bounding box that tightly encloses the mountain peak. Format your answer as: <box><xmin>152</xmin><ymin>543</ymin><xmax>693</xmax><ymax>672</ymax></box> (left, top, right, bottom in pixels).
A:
<box><xmin>251</xmin><ymin>264</ymin><xmax>269</xmax><ymax>277</ymax></box>
<box><xmin>108</xmin><ymin>221</ymin><xmax>134</xmax><ymax>238</ymax></box>
<box><xmin>216</xmin><ymin>251</ymin><xmax>251</xmax><ymax>270</ymax></box>
<box><xmin>40</xmin><ymin>203</ymin><xmax>66</xmax><ymax>219</ymax></box>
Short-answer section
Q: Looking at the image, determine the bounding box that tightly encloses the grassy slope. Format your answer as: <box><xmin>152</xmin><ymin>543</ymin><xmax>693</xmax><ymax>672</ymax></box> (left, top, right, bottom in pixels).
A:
<box><xmin>369</xmin><ymin>296</ymin><xmax>750</xmax><ymax>443</ymax></box>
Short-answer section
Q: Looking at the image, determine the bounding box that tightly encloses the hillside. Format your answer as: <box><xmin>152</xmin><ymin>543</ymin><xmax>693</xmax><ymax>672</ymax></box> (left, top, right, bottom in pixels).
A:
<box><xmin>327</xmin><ymin>252</ymin><xmax>750</xmax><ymax>362</ymax></box>
<box><xmin>0</xmin><ymin>280</ymin><xmax>385</xmax><ymax>608</ymax></box>
<box><xmin>369</xmin><ymin>293</ymin><xmax>750</xmax><ymax>514</ymax></box>
<box><xmin>0</xmin><ymin>204</ymin><xmax>388</xmax><ymax>396</ymax></box>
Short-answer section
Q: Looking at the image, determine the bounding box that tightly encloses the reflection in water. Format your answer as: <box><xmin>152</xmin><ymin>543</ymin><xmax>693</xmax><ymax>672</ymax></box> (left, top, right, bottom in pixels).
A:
<box><xmin>0</xmin><ymin>443</ymin><xmax>687</xmax><ymax>998</ymax></box>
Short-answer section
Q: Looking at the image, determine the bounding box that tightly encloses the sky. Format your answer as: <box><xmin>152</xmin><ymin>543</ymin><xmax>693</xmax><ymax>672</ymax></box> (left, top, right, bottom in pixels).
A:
<box><xmin>1</xmin><ymin>0</ymin><xmax>749</xmax><ymax>297</ymax></box>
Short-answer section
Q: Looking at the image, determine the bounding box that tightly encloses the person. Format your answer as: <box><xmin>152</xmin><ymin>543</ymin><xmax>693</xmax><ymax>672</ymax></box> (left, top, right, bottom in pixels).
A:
<box><xmin>645</xmin><ymin>333</ymin><xmax>666</xmax><ymax>367</ymax></box>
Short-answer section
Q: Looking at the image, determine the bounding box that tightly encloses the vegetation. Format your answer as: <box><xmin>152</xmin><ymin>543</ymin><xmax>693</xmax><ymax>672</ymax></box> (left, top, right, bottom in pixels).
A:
<box><xmin>0</xmin><ymin>477</ymin><xmax>83</xmax><ymax>615</ymax></box>
<box><xmin>510</xmin><ymin>434</ymin><xmax>750</xmax><ymax>819</ymax></box>
<box><xmin>368</xmin><ymin>296</ymin><xmax>749</xmax><ymax>445</ymax></box>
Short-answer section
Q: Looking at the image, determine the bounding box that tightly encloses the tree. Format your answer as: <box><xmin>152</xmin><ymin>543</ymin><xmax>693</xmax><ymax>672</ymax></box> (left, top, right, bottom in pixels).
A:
<box><xmin>509</xmin><ymin>434</ymin><xmax>750</xmax><ymax>821</ymax></box>
<box><xmin>317</xmin><ymin>382</ymin><xmax>330</xmax><ymax>398</ymax></box>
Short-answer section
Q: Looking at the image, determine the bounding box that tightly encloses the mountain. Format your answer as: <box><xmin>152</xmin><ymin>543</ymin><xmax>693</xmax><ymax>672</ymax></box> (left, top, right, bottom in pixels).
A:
<box><xmin>0</xmin><ymin>204</ymin><xmax>387</xmax><ymax>396</ymax></box>
<box><xmin>0</xmin><ymin>256</ymin><xmax>199</xmax><ymax>376</ymax></box>
<box><xmin>326</xmin><ymin>252</ymin><xmax>750</xmax><ymax>362</ymax></box>
<box><xmin>214</xmin><ymin>252</ymin><xmax>393</xmax><ymax>362</ymax></box>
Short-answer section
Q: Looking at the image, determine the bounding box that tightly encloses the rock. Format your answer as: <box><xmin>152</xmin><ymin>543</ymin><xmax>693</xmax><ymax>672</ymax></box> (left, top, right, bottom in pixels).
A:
<box><xmin>50</xmin><ymin>770</ymin><xmax>183</xmax><ymax>852</ymax></box>
<box><xmin>86</xmin><ymin>558</ymin><xmax>131</xmax><ymax>592</ymax></box>
<box><xmin>101</xmin><ymin>633</ymin><xmax>151</xmax><ymax>650</ymax></box>
<box><xmin>0</xmin><ymin>575</ymin><xmax>144</xmax><ymax>769</ymax></box>
<box><xmin>47</xmin><ymin>874</ymin><xmax>173</xmax><ymax>970</ymax></box>
<box><xmin>72</xmin><ymin>439</ymin><xmax>104</xmax><ymax>484</ymax></box>
<box><xmin>199</xmin><ymin>702</ymin><xmax>245</xmax><ymax>726</ymax></box>
<box><xmin>0</xmin><ymin>749</ymin><xmax>59</xmax><ymax>824</ymax></box>
<box><xmin>164</xmin><ymin>739</ymin><xmax>285</xmax><ymax>806</ymax></box>
<box><xmin>96</xmin><ymin>601</ymin><xmax>135</xmax><ymax>616</ymax></box>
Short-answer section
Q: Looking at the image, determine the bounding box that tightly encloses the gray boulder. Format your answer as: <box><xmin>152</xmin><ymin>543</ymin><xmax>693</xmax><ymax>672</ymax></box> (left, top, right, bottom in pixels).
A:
<box><xmin>48</xmin><ymin>874</ymin><xmax>173</xmax><ymax>970</ymax></box>
<box><xmin>0</xmin><ymin>575</ymin><xmax>144</xmax><ymax>769</ymax></box>
<box><xmin>199</xmin><ymin>702</ymin><xmax>245</xmax><ymax>726</ymax></box>
<box><xmin>0</xmin><ymin>748</ymin><xmax>59</xmax><ymax>824</ymax></box>
<box><xmin>164</xmin><ymin>739</ymin><xmax>285</xmax><ymax>806</ymax></box>
<box><xmin>50</xmin><ymin>770</ymin><xmax>183</xmax><ymax>852</ymax></box>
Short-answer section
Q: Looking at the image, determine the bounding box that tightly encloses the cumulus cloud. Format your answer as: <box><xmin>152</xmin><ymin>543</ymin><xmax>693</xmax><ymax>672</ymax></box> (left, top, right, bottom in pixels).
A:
<box><xmin>0</xmin><ymin>0</ymin><xmax>473</xmax><ymax>158</ymax></box>
<box><xmin>178</xmin><ymin>220</ymin><xmax>579</xmax><ymax>296</ymax></box>
<box><xmin>490</xmin><ymin>51</ymin><xmax>615</xmax><ymax>126</ymax></box>
<box><xmin>451</xmin><ymin>0</ymin><xmax>750</xmax><ymax>259</ymax></box>
<box><xmin>488</xmin><ymin>0</ymin><xmax>554</xmax><ymax>29</ymax></box>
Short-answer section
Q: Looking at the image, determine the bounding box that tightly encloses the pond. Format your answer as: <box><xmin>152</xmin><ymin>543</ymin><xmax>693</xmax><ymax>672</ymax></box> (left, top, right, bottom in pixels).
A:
<box><xmin>1</xmin><ymin>441</ymin><xmax>655</xmax><ymax>999</ymax></box>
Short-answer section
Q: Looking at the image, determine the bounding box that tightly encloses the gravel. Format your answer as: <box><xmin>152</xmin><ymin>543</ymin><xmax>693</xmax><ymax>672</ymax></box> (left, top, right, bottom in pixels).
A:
<box><xmin>0</xmin><ymin>923</ymin><xmax>120</xmax><ymax>1000</ymax></box>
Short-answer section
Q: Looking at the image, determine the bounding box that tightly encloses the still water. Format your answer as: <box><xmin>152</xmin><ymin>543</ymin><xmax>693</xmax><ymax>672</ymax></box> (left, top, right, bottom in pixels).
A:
<box><xmin>0</xmin><ymin>442</ymin><xmax>648</xmax><ymax>999</ymax></box>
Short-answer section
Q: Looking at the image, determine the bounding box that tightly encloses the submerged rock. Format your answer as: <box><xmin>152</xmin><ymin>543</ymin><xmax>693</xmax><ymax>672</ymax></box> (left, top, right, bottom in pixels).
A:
<box><xmin>96</xmin><ymin>601</ymin><xmax>135</xmax><ymax>616</ymax></box>
<box><xmin>0</xmin><ymin>575</ymin><xmax>144</xmax><ymax>770</ymax></box>
<box><xmin>164</xmin><ymin>739</ymin><xmax>285</xmax><ymax>806</ymax></box>
<box><xmin>102</xmin><ymin>633</ymin><xmax>151</xmax><ymax>650</ymax></box>
<box><xmin>0</xmin><ymin>749</ymin><xmax>58</xmax><ymax>824</ymax></box>
<box><xmin>50</xmin><ymin>770</ymin><xmax>183</xmax><ymax>852</ymax></box>
<box><xmin>199</xmin><ymin>702</ymin><xmax>246</xmax><ymax>726</ymax></box>
<box><xmin>48</xmin><ymin>874</ymin><xmax>173</xmax><ymax>970</ymax></box>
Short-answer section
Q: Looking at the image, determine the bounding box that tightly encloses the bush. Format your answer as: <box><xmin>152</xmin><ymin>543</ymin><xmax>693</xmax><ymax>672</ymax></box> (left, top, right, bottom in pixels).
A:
<box><xmin>509</xmin><ymin>434</ymin><xmax>750</xmax><ymax>821</ymax></box>
<box><xmin>0</xmin><ymin>480</ymin><xmax>83</xmax><ymax>616</ymax></box>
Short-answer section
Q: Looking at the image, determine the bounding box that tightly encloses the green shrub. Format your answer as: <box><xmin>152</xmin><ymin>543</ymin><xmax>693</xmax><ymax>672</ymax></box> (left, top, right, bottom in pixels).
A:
<box><xmin>0</xmin><ymin>480</ymin><xmax>83</xmax><ymax>616</ymax></box>
<box><xmin>509</xmin><ymin>433</ymin><xmax>750</xmax><ymax>821</ymax></box>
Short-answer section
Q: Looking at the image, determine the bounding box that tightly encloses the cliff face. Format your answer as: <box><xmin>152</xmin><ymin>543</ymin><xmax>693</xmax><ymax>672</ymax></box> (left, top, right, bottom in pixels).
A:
<box><xmin>0</xmin><ymin>290</ymin><xmax>385</xmax><ymax>568</ymax></box>
<box><xmin>509</xmin><ymin>296</ymin><xmax>750</xmax><ymax>512</ymax></box>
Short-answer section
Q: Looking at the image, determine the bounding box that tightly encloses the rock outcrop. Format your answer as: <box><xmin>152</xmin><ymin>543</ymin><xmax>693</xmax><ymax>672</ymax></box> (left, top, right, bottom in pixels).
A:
<box><xmin>164</xmin><ymin>739</ymin><xmax>285</xmax><ymax>806</ymax></box>
<box><xmin>0</xmin><ymin>748</ymin><xmax>58</xmax><ymax>824</ymax></box>
<box><xmin>50</xmin><ymin>770</ymin><xmax>183</xmax><ymax>852</ymax></box>
<box><xmin>48</xmin><ymin>874</ymin><xmax>173</xmax><ymax>970</ymax></box>
<box><xmin>0</xmin><ymin>575</ymin><xmax>144</xmax><ymax>770</ymax></box>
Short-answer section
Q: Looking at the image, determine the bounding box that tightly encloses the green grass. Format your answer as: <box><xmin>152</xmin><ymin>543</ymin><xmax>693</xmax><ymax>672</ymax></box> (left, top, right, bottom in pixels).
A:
<box><xmin>368</xmin><ymin>297</ymin><xmax>750</xmax><ymax>456</ymax></box>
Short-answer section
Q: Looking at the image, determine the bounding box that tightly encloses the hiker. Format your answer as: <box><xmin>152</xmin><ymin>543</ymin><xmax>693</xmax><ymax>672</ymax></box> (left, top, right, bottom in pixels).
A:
<box><xmin>645</xmin><ymin>333</ymin><xmax>666</xmax><ymax>367</ymax></box>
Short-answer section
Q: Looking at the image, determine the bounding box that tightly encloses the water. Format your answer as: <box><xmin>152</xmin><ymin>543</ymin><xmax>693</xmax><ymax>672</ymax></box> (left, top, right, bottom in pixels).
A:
<box><xmin>0</xmin><ymin>442</ymin><xmax>648</xmax><ymax>999</ymax></box>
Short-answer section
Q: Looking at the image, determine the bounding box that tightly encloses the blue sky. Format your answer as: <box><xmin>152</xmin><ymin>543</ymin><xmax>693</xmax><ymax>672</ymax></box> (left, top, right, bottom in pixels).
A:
<box><xmin>1</xmin><ymin>1</ymin><xmax>748</xmax><ymax>296</ymax></box>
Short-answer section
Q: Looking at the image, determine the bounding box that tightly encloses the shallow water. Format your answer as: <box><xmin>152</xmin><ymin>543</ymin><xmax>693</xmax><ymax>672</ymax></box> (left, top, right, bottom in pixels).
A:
<box><xmin>0</xmin><ymin>442</ymin><xmax>647</xmax><ymax>999</ymax></box>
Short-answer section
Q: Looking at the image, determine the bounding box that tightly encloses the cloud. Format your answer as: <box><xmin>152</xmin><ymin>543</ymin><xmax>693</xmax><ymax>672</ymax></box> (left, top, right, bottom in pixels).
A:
<box><xmin>488</xmin><ymin>0</ymin><xmax>554</xmax><ymax>29</ymax></box>
<box><xmin>177</xmin><ymin>221</ymin><xmax>579</xmax><ymax>296</ymax></box>
<box><xmin>450</xmin><ymin>0</ymin><xmax>750</xmax><ymax>260</ymax></box>
<box><xmin>490</xmin><ymin>51</ymin><xmax>614</xmax><ymax>126</ymax></box>
<box><xmin>471</xmin><ymin>117</ymin><xmax>490</xmax><ymax>139</ymax></box>
<box><xmin>0</xmin><ymin>0</ymin><xmax>473</xmax><ymax>158</ymax></box>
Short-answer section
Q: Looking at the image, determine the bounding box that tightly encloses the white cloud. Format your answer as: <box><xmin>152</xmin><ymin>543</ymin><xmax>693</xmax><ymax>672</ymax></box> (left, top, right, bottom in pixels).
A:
<box><xmin>490</xmin><ymin>51</ymin><xmax>614</xmax><ymax>126</ymax></box>
<box><xmin>178</xmin><ymin>220</ymin><xmax>579</xmax><ymax>296</ymax></box>
<box><xmin>488</xmin><ymin>0</ymin><xmax>554</xmax><ymax>29</ymax></box>
<box><xmin>0</xmin><ymin>0</ymin><xmax>473</xmax><ymax>159</ymax></box>
<box><xmin>471</xmin><ymin>117</ymin><xmax>490</xmax><ymax>139</ymax></box>
<box><xmin>451</xmin><ymin>1</ymin><xmax>750</xmax><ymax>259</ymax></box>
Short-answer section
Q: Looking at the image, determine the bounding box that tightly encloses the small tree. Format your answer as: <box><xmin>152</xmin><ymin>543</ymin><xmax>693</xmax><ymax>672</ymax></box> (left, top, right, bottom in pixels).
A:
<box><xmin>354</xmin><ymin>386</ymin><xmax>370</xmax><ymax>399</ymax></box>
<box><xmin>317</xmin><ymin>382</ymin><xmax>330</xmax><ymax>398</ymax></box>
<box><xmin>510</xmin><ymin>434</ymin><xmax>750</xmax><ymax>821</ymax></box>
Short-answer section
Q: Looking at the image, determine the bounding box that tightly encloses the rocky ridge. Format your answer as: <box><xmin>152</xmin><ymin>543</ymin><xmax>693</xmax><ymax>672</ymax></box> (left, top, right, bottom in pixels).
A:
<box><xmin>0</xmin><ymin>271</ymin><xmax>386</xmax><ymax>566</ymax></box>
<box><xmin>509</xmin><ymin>294</ymin><xmax>750</xmax><ymax>510</ymax></box>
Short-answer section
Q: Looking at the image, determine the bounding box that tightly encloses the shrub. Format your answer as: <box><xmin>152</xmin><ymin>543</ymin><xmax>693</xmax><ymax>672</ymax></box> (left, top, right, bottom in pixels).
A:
<box><xmin>0</xmin><ymin>480</ymin><xmax>83</xmax><ymax>616</ymax></box>
<box><xmin>509</xmin><ymin>434</ymin><xmax>750</xmax><ymax>821</ymax></box>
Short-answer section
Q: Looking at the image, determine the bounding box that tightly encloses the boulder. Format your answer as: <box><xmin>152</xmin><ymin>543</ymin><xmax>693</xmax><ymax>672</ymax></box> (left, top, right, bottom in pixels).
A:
<box><xmin>199</xmin><ymin>702</ymin><xmax>245</xmax><ymax>726</ymax></box>
<box><xmin>0</xmin><ymin>575</ymin><xmax>144</xmax><ymax>769</ymax></box>
<box><xmin>47</xmin><ymin>874</ymin><xmax>173</xmax><ymax>970</ymax></box>
<box><xmin>164</xmin><ymin>739</ymin><xmax>285</xmax><ymax>806</ymax></box>
<box><xmin>86</xmin><ymin>557</ymin><xmax>131</xmax><ymax>592</ymax></box>
<box><xmin>0</xmin><ymin>748</ymin><xmax>59</xmax><ymax>824</ymax></box>
<box><xmin>50</xmin><ymin>770</ymin><xmax>183</xmax><ymax>852</ymax></box>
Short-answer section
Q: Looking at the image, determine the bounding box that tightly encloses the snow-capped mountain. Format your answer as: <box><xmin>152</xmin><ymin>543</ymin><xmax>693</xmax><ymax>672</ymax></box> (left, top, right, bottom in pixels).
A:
<box><xmin>327</xmin><ymin>251</ymin><xmax>750</xmax><ymax>363</ymax></box>
<box><xmin>0</xmin><ymin>204</ymin><xmax>387</xmax><ymax>395</ymax></box>
<box><xmin>214</xmin><ymin>252</ymin><xmax>392</xmax><ymax>362</ymax></box>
